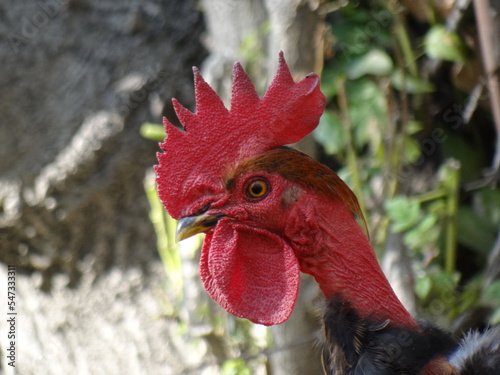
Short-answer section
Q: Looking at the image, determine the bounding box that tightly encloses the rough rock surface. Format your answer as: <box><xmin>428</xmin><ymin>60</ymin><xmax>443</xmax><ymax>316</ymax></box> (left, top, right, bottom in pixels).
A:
<box><xmin>0</xmin><ymin>1</ymin><xmax>209</xmax><ymax>373</ymax></box>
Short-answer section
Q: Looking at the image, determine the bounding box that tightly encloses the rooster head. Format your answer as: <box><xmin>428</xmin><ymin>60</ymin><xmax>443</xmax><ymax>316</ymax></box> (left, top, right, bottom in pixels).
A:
<box><xmin>155</xmin><ymin>53</ymin><xmax>329</xmax><ymax>325</ymax></box>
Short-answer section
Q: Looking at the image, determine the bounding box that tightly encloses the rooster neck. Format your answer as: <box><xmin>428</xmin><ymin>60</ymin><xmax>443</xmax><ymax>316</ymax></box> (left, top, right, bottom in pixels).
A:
<box><xmin>294</xmin><ymin>197</ymin><xmax>419</xmax><ymax>330</ymax></box>
<box><xmin>321</xmin><ymin>296</ymin><xmax>459</xmax><ymax>374</ymax></box>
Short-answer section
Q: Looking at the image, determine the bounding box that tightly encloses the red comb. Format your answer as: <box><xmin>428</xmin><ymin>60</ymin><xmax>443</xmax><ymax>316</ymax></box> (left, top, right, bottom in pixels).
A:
<box><xmin>155</xmin><ymin>52</ymin><xmax>326</xmax><ymax>218</ymax></box>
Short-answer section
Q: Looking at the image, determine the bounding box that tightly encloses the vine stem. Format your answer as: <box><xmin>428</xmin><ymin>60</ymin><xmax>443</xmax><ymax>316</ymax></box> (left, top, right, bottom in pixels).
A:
<box><xmin>144</xmin><ymin>170</ymin><xmax>182</xmax><ymax>284</ymax></box>
<box><xmin>336</xmin><ymin>77</ymin><xmax>368</xmax><ymax>224</ymax></box>
<box><xmin>444</xmin><ymin>160</ymin><xmax>461</xmax><ymax>274</ymax></box>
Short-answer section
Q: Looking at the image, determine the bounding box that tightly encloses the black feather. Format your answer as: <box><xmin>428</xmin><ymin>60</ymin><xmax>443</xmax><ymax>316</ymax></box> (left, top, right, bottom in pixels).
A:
<box><xmin>321</xmin><ymin>295</ymin><xmax>458</xmax><ymax>375</ymax></box>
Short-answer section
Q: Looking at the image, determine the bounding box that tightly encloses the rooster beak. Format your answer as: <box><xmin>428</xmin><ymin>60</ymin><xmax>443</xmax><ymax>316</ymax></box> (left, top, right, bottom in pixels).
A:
<box><xmin>176</xmin><ymin>213</ymin><xmax>225</xmax><ymax>242</ymax></box>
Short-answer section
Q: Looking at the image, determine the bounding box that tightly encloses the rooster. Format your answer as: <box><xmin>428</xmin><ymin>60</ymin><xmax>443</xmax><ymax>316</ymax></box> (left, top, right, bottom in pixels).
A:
<box><xmin>155</xmin><ymin>53</ymin><xmax>500</xmax><ymax>374</ymax></box>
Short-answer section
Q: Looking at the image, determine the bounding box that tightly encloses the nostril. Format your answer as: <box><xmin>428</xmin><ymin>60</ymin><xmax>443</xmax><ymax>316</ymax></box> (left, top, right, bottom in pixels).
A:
<box><xmin>195</xmin><ymin>203</ymin><xmax>211</xmax><ymax>215</ymax></box>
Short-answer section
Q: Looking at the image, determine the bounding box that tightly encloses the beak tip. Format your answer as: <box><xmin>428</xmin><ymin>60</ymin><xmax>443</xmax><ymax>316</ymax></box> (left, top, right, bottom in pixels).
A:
<box><xmin>175</xmin><ymin>231</ymin><xmax>188</xmax><ymax>243</ymax></box>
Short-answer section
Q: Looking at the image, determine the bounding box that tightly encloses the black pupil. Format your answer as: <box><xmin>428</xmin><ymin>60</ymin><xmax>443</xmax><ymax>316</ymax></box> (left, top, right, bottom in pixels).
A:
<box><xmin>251</xmin><ymin>182</ymin><xmax>263</xmax><ymax>195</ymax></box>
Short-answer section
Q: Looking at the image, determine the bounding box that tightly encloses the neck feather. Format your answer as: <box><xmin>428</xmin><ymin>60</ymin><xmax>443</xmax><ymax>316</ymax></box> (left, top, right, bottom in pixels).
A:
<box><xmin>296</xmin><ymin>197</ymin><xmax>419</xmax><ymax>330</ymax></box>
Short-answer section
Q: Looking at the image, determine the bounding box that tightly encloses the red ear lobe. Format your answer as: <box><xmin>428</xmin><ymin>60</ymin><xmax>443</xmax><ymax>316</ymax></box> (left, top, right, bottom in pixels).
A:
<box><xmin>200</xmin><ymin>220</ymin><xmax>300</xmax><ymax>325</ymax></box>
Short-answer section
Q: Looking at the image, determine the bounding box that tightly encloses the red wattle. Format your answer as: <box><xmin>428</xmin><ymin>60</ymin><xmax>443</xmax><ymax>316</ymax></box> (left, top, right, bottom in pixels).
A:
<box><xmin>199</xmin><ymin>220</ymin><xmax>300</xmax><ymax>326</ymax></box>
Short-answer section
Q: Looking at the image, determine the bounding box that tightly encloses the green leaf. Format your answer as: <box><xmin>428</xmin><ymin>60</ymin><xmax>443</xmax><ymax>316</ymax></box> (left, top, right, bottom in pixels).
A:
<box><xmin>454</xmin><ymin>276</ymin><xmax>482</xmax><ymax>315</ymax></box>
<box><xmin>346</xmin><ymin>79</ymin><xmax>387</xmax><ymax>149</ymax></box>
<box><xmin>435</xmin><ymin>271</ymin><xmax>460</xmax><ymax>287</ymax></box>
<box><xmin>457</xmin><ymin>207</ymin><xmax>496</xmax><ymax>256</ymax></box>
<box><xmin>321</xmin><ymin>67</ymin><xmax>342</xmax><ymax>99</ymax></box>
<box><xmin>478</xmin><ymin>188</ymin><xmax>500</xmax><ymax>226</ymax></box>
<box><xmin>415</xmin><ymin>276</ymin><xmax>432</xmax><ymax>299</ymax></box>
<box><xmin>490</xmin><ymin>307</ymin><xmax>500</xmax><ymax>326</ymax></box>
<box><xmin>424</xmin><ymin>25</ymin><xmax>468</xmax><ymax>62</ymax></box>
<box><xmin>221</xmin><ymin>359</ymin><xmax>252</xmax><ymax>375</ymax></box>
<box><xmin>440</xmin><ymin>131</ymin><xmax>485</xmax><ymax>182</ymax></box>
<box><xmin>346</xmin><ymin>78</ymin><xmax>386</xmax><ymax>106</ymax></box>
<box><xmin>385</xmin><ymin>196</ymin><xmax>421</xmax><ymax>232</ymax></box>
<box><xmin>391</xmin><ymin>70</ymin><xmax>434</xmax><ymax>93</ymax></box>
<box><xmin>404</xmin><ymin>137</ymin><xmax>422</xmax><ymax>164</ymax></box>
<box><xmin>404</xmin><ymin>213</ymin><xmax>439</xmax><ymax>248</ymax></box>
<box><xmin>483</xmin><ymin>280</ymin><xmax>500</xmax><ymax>301</ymax></box>
<box><xmin>407</xmin><ymin>121</ymin><xmax>424</xmax><ymax>135</ymax></box>
<box><xmin>314</xmin><ymin>110</ymin><xmax>347</xmax><ymax>155</ymax></box>
<box><xmin>140</xmin><ymin>123</ymin><xmax>165</xmax><ymax>141</ymax></box>
<box><xmin>345</xmin><ymin>49</ymin><xmax>393</xmax><ymax>79</ymax></box>
<box><xmin>330</xmin><ymin>5</ymin><xmax>392</xmax><ymax>60</ymax></box>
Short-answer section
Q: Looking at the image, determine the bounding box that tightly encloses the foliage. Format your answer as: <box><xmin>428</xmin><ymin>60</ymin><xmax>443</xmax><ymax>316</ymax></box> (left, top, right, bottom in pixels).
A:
<box><xmin>140</xmin><ymin>122</ymin><xmax>167</xmax><ymax>142</ymax></box>
<box><xmin>221</xmin><ymin>359</ymin><xmax>252</xmax><ymax>375</ymax></box>
<box><xmin>317</xmin><ymin>1</ymin><xmax>499</xmax><ymax>328</ymax></box>
<box><xmin>424</xmin><ymin>25</ymin><xmax>468</xmax><ymax>62</ymax></box>
<box><xmin>144</xmin><ymin>168</ymin><xmax>183</xmax><ymax>295</ymax></box>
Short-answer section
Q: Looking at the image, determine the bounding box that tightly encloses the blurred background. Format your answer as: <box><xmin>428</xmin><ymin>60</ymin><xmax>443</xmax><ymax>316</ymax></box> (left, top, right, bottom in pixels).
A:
<box><xmin>0</xmin><ymin>0</ymin><xmax>499</xmax><ymax>374</ymax></box>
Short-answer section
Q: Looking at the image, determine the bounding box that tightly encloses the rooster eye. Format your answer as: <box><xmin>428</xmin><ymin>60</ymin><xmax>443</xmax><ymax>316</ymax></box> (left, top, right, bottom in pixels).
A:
<box><xmin>245</xmin><ymin>178</ymin><xmax>269</xmax><ymax>199</ymax></box>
